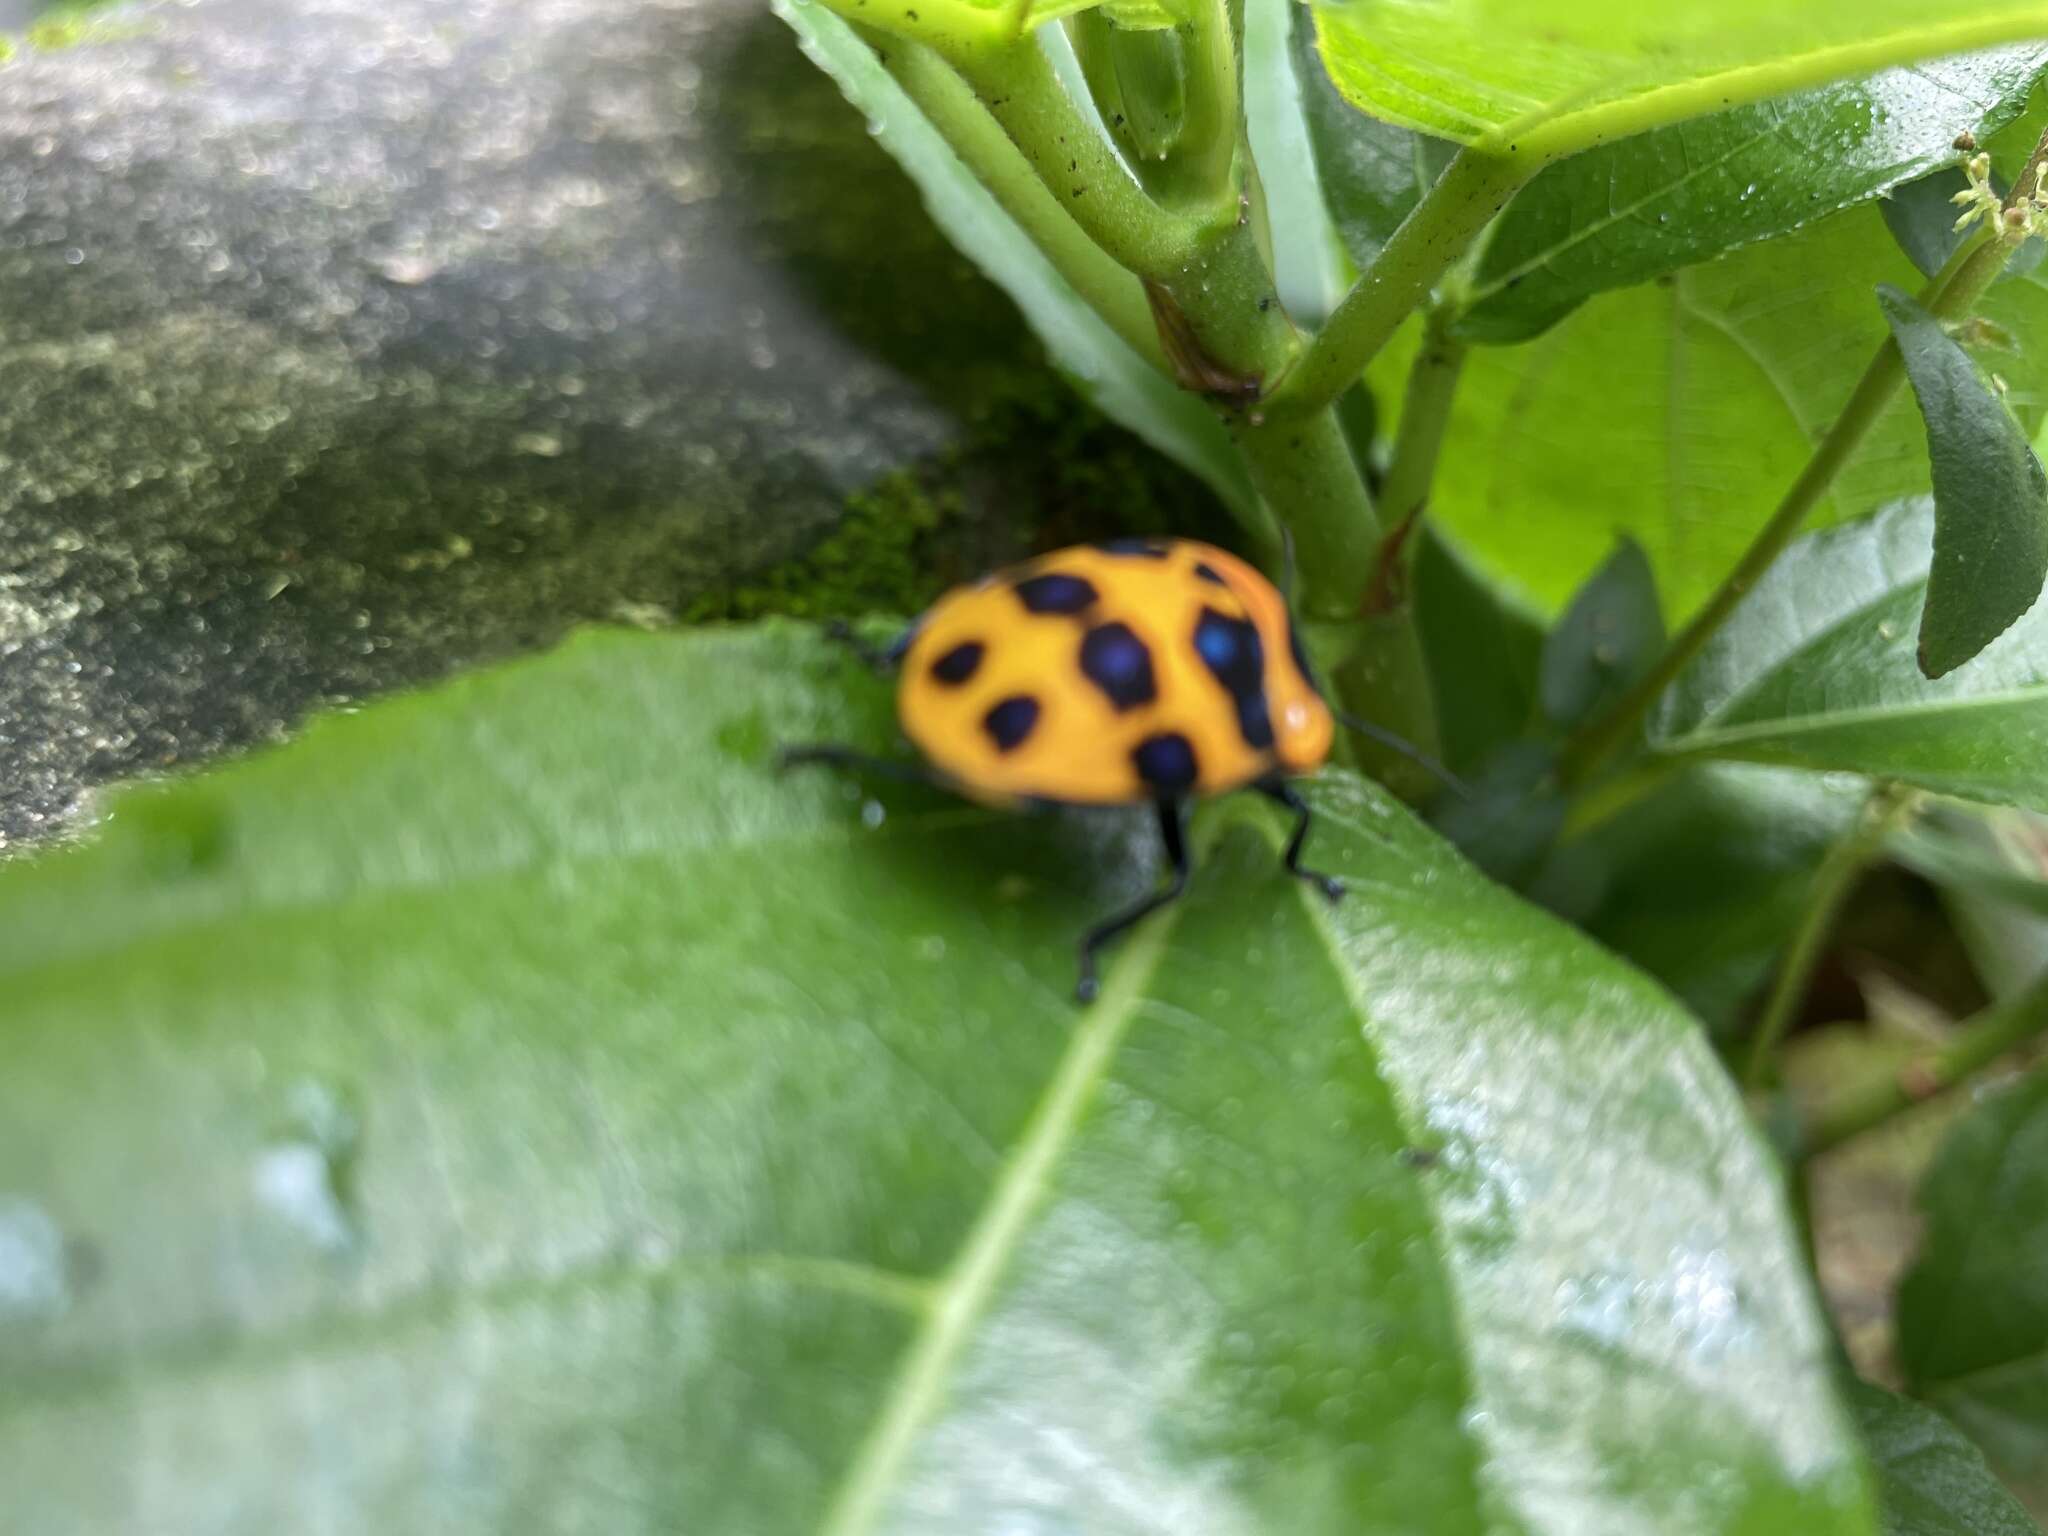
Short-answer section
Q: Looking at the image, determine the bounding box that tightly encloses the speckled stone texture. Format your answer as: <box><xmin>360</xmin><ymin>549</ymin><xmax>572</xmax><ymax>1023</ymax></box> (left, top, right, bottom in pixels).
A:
<box><xmin>0</xmin><ymin>0</ymin><xmax>1046</xmax><ymax>849</ymax></box>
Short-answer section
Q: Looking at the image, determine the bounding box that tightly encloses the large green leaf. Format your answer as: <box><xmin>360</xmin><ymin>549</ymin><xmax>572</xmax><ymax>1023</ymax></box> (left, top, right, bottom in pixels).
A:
<box><xmin>1307</xmin><ymin>0</ymin><xmax>2048</xmax><ymax>159</ymax></box>
<box><xmin>1847</xmin><ymin>1380</ymin><xmax>2044</xmax><ymax>1536</ymax></box>
<box><xmin>1880</xmin><ymin>284</ymin><xmax>2048</xmax><ymax>678</ymax></box>
<box><xmin>1896</xmin><ymin>1066</ymin><xmax>2048</xmax><ymax>1504</ymax></box>
<box><xmin>1410</xmin><ymin>208</ymin><xmax>2048</xmax><ymax>619</ymax></box>
<box><xmin>0</xmin><ymin>624</ymin><xmax>1874</xmax><ymax>1532</ymax></box>
<box><xmin>1652</xmin><ymin>497</ymin><xmax>2048</xmax><ymax>811</ymax></box>
<box><xmin>775</xmin><ymin>0</ymin><xmax>1256</xmax><ymax>518</ymax></box>
<box><xmin>1458</xmin><ymin>50</ymin><xmax>2048</xmax><ymax>343</ymax></box>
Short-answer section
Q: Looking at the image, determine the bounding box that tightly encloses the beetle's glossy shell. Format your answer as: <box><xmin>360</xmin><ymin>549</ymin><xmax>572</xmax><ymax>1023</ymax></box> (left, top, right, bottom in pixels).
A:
<box><xmin>896</xmin><ymin>538</ymin><xmax>1333</xmax><ymax>806</ymax></box>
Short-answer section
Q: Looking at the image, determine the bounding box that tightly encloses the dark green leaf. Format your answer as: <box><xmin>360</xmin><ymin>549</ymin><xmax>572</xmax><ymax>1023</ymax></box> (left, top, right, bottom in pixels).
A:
<box><xmin>1427</xmin><ymin>739</ymin><xmax>1566</xmax><ymax>886</ymax></box>
<box><xmin>1897</xmin><ymin>1067</ymin><xmax>2048</xmax><ymax>1502</ymax></box>
<box><xmin>1879</xmin><ymin>284</ymin><xmax>2048</xmax><ymax>678</ymax></box>
<box><xmin>1532</xmin><ymin>765</ymin><xmax>1864</xmax><ymax>1038</ymax></box>
<box><xmin>1847</xmin><ymin>1379</ymin><xmax>2043</xmax><ymax>1536</ymax></box>
<box><xmin>1372</xmin><ymin>209</ymin><xmax>2048</xmax><ymax>620</ymax></box>
<box><xmin>1461</xmin><ymin>51</ymin><xmax>2048</xmax><ymax>344</ymax></box>
<box><xmin>1540</xmin><ymin>536</ymin><xmax>1664</xmax><ymax>729</ymax></box>
<box><xmin>1653</xmin><ymin>498</ymin><xmax>2048</xmax><ymax>812</ymax></box>
<box><xmin>1413</xmin><ymin>525</ymin><xmax>1544</xmax><ymax>772</ymax></box>
<box><xmin>776</xmin><ymin>0</ymin><xmax>1256</xmax><ymax>517</ymax></box>
<box><xmin>1882</xmin><ymin>166</ymin><xmax>2048</xmax><ymax>284</ymax></box>
<box><xmin>0</xmin><ymin>624</ymin><xmax>1875</xmax><ymax>1532</ymax></box>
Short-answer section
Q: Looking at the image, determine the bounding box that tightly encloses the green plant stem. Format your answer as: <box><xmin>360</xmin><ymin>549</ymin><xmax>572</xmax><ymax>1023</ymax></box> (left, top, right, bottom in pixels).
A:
<box><xmin>1234</xmin><ymin>410</ymin><xmax>1443</xmax><ymax>781</ymax></box>
<box><xmin>1800</xmin><ymin>966</ymin><xmax>2048</xmax><ymax>1160</ymax></box>
<box><xmin>1134</xmin><ymin>0</ymin><xmax>1240</xmax><ymax>211</ymax></box>
<box><xmin>1264</xmin><ymin>148</ymin><xmax>1533</xmax><ymax>419</ymax></box>
<box><xmin>814</xmin><ymin>0</ymin><xmax>1032</xmax><ymax>61</ymax></box>
<box><xmin>1560</xmin><ymin>228</ymin><xmax>2016</xmax><ymax>787</ymax></box>
<box><xmin>878</xmin><ymin>37</ymin><xmax>1171</xmax><ymax>371</ymax></box>
<box><xmin>1378</xmin><ymin>313</ymin><xmax>1467</xmax><ymax>586</ymax></box>
<box><xmin>1743</xmin><ymin>783</ymin><xmax>1922</xmax><ymax>1091</ymax></box>
<box><xmin>951</xmin><ymin>34</ymin><xmax>1207</xmax><ymax>278</ymax></box>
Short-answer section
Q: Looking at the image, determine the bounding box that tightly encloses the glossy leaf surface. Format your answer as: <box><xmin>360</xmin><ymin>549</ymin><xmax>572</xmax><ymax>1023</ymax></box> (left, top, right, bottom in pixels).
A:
<box><xmin>1459</xmin><ymin>50</ymin><xmax>2048</xmax><ymax>343</ymax></box>
<box><xmin>1653</xmin><ymin>498</ymin><xmax>2048</xmax><ymax>810</ymax></box>
<box><xmin>1847</xmin><ymin>1380</ymin><xmax>2043</xmax><ymax>1536</ymax></box>
<box><xmin>0</xmin><ymin>624</ymin><xmax>1872</xmax><ymax>1534</ymax></box>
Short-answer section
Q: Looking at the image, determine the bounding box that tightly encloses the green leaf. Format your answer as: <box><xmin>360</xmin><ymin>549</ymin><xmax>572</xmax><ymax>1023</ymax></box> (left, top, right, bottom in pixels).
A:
<box><xmin>1880</xmin><ymin>284</ymin><xmax>2048</xmax><ymax>678</ymax></box>
<box><xmin>0</xmin><ymin>624</ymin><xmax>1875</xmax><ymax>1533</ymax></box>
<box><xmin>1532</xmin><ymin>765</ymin><xmax>1864</xmax><ymax>1038</ymax></box>
<box><xmin>1412</xmin><ymin>208</ymin><xmax>2048</xmax><ymax>619</ymax></box>
<box><xmin>1306</xmin><ymin>0</ymin><xmax>2048</xmax><ymax>161</ymax></box>
<box><xmin>1653</xmin><ymin>498</ymin><xmax>2048</xmax><ymax>812</ymax></box>
<box><xmin>1540</xmin><ymin>537</ymin><xmax>1664</xmax><ymax>729</ymax></box>
<box><xmin>776</xmin><ymin>0</ymin><xmax>1256</xmax><ymax>518</ymax></box>
<box><xmin>1459</xmin><ymin>51</ymin><xmax>2048</xmax><ymax>344</ymax></box>
<box><xmin>1846</xmin><ymin>1379</ymin><xmax>2044</xmax><ymax>1536</ymax></box>
<box><xmin>1893</xmin><ymin>808</ymin><xmax>2048</xmax><ymax>918</ymax></box>
<box><xmin>1897</xmin><ymin>1066</ymin><xmax>2048</xmax><ymax>1502</ymax></box>
<box><xmin>1414</xmin><ymin>525</ymin><xmax>1546</xmax><ymax>772</ymax></box>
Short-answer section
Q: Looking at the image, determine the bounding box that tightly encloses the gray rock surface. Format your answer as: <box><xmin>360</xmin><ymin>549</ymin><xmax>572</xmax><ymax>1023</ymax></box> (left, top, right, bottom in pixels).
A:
<box><xmin>0</xmin><ymin>0</ymin><xmax>1079</xmax><ymax>849</ymax></box>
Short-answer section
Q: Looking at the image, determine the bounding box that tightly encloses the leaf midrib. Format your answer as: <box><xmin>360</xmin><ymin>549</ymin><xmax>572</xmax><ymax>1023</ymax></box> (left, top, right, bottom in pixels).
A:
<box><xmin>1486</xmin><ymin>9</ymin><xmax>2048</xmax><ymax>160</ymax></box>
<box><xmin>1661</xmin><ymin>680</ymin><xmax>2048</xmax><ymax>753</ymax></box>
<box><xmin>816</xmin><ymin>898</ymin><xmax>1181</xmax><ymax>1536</ymax></box>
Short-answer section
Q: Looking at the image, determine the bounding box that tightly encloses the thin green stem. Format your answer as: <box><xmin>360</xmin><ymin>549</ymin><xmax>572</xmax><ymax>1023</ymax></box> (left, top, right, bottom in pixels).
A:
<box><xmin>1743</xmin><ymin>784</ymin><xmax>1922</xmax><ymax>1091</ymax></box>
<box><xmin>1560</xmin><ymin>227</ymin><xmax>2016</xmax><ymax>787</ymax></box>
<box><xmin>1377</xmin><ymin>312</ymin><xmax>1467</xmax><ymax>589</ymax></box>
<box><xmin>1263</xmin><ymin>147</ymin><xmax>1534</xmax><ymax>419</ymax></box>
<box><xmin>878</xmin><ymin>38</ymin><xmax>1170</xmax><ymax>370</ymax></box>
<box><xmin>1800</xmin><ymin>966</ymin><xmax>2048</xmax><ymax>1161</ymax></box>
<box><xmin>1155</xmin><ymin>0</ymin><xmax>1239</xmax><ymax>211</ymax></box>
<box><xmin>951</xmin><ymin>35</ymin><xmax>1207</xmax><ymax>278</ymax></box>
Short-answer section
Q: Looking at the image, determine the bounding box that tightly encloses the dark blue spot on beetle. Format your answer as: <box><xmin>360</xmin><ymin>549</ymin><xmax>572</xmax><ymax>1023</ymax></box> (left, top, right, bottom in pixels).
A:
<box><xmin>1195</xmin><ymin>607</ymin><xmax>1274</xmax><ymax>750</ymax></box>
<box><xmin>1132</xmin><ymin>732</ymin><xmax>1198</xmax><ymax>793</ymax></box>
<box><xmin>982</xmin><ymin>695</ymin><xmax>1040</xmax><ymax>753</ymax></box>
<box><xmin>1079</xmin><ymin>622</ymin><xmax>1157</xmax><ymax>711</ymax></box>
<box><xmin>1193</xmin><ymin>561</ymin><xmax>1227</xmax><ymax>585</ymax></box>
<box><xmin>929</xmin><ymin>641</ymin><xmax>983</xmax><ymax>686</ymax></box>
<box><xmin>1095</xmin><ymin>537</ymin><xmax>1170</xmax><ymax>558</ymax></box>
<box><xmin>1014</xmin><ymin>572</ymin><xmax>1099</xmax><ymax>615</ymax></box>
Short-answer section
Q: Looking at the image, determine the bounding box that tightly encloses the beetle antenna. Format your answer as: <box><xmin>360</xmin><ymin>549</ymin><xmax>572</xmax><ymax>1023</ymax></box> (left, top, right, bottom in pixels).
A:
<box><xmin>1277</xmin><ymin>520</ymin><xmax>1298</xmax><ymax>607</ymax></box>
<box><xmin>1333</xmin><ymin>709</ymin><xmax>1470</xmax><ymax>800</ymax></box>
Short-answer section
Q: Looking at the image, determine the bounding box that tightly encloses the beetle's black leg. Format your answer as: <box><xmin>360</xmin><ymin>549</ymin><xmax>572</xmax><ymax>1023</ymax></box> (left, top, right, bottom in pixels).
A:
<box><xmin>1259</xmin><ymin>778</ymin><xmax>1345</xmax><ymax>902</ymax></box>
<box><xmin>1075</xmin><ymin>797</ymin><xmax>1190</xmax><ymax>1004</ymax></box>
<box><xmin>776</xmin><ymin>743</ymin><xmax>945</xmax><ymax>790</ymax></box>
<box><xmin>824</xmin><ymin>619</ymin><xmax>916</xmax><ymax>673</ymax></box>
